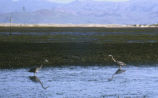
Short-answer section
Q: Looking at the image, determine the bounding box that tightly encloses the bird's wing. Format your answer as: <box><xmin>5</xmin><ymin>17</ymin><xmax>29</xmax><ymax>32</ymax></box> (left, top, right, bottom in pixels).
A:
<box><xmin>117</xmin><ymin>61</ymin><xmax>126</xmax><ymax>66</ymax></box>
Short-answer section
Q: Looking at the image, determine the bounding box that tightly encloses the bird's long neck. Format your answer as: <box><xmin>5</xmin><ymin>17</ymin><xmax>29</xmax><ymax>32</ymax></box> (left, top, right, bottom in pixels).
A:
<box><xmin>111</xmin><ymin>56</ymin><xmax>117</xmax><ymax>62</ymax></box>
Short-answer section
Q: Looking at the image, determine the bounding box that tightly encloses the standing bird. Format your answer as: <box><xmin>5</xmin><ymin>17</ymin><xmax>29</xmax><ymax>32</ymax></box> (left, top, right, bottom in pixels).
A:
<box><xmin>108</xmin><ymin>54</ymin><xmax>126</xmax><ymax>69</ymax></box>
<box><xmin>29</xmin><ymin>59</ymin><xmax>48</xmax><ymax>76</ymax></box>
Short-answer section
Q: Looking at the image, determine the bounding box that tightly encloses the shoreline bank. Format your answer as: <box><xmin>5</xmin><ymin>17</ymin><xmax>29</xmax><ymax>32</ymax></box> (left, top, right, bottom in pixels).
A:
<box><xmin>0</xmin><ymin>23</ymin><xmax>157</xmax><ymax>28</ymax></box>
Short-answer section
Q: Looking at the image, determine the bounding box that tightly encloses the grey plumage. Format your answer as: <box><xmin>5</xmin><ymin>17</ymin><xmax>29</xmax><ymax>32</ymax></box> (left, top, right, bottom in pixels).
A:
<box><xmin>108</xmin><ymin>55</ymin><xmax>126</xmax><ymax>81</ymax></box>
<box><xmin>29</xmin><ymin>65</ymin><xmax>43</xmax><ymax>76</ymax></box>
<box><xmin>108</xmin><ymin>54</ymin><xmax>126</xmax><ymax>69</ymax></box>
<box><xmin>29</xmin><ymin>59</ymin><xmax>48</xmax><ymax>76</ymax></box>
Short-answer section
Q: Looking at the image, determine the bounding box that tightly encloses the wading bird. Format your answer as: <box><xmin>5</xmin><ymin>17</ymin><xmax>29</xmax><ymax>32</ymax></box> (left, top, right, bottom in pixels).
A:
<box><xmin>108</xmin><ymin>54</ymin><xmax>126</xmax><ymax>69</ymax></box>
<box><xmin>29</xmin><ymin>59</ymin><xmax>48</xmax><ymax>76</ymax></box>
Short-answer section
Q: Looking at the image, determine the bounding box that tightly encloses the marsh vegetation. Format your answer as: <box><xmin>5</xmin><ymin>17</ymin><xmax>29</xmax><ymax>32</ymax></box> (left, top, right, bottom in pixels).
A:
<box><xmin>0</xmin><ymin>42</ymin><xmax>157</xmax><ymax>69</ymax></box>
<box><xmin>0</xmin><ymin>27</ymin><xmax>157</xmax><ymax>68</ymax></box>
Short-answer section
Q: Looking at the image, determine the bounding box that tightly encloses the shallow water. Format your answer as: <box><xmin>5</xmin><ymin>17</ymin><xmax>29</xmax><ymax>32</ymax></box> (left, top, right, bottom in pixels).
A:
<box><xmin>0</xmin><ymin>31</ymin><xmax>157</xmax><ymax>36</ymax></box>
<box><xmin>0</xmin><ymin>66</ymin><xmax>158</xmax><ymax>98</ymax></box>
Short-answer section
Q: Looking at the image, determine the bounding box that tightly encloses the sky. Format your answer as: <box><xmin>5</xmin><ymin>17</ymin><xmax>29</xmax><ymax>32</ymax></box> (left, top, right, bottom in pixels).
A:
<box><xmin>46</xmin><ymin>0</ymin><xmax>129</xmax><ymax>3</ymax></box>
<box><xmin>12</xmin><ymin>0</ymin><xmax>130</xmax><ymax>3</ymax></box>
<box><xmin>1</xmin><ymin>0</ymin><xmax>158</xmax><ymax>24</ymax></box>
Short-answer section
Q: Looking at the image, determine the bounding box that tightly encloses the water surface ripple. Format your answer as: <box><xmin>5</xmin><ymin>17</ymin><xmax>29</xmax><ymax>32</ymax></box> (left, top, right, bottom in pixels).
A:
<box><xmin>0</xmin><ymin>66</ymin><xmax>158</xmax><ymax>98</ymax></box>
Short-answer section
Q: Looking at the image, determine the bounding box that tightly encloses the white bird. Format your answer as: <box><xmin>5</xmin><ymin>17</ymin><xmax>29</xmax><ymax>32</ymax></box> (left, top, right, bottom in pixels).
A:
<box><xmin>108</xmin><ymin>54</ymin><xmax>126</xmax><ymax>69</ymax></box>
<box><xmin>29</xmin><ymin>59</ymin><xmax>48</xmax><ymax>76</ymax></box>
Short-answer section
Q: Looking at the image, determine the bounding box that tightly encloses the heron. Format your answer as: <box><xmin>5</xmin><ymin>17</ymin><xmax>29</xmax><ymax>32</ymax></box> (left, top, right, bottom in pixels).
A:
<box><xmin>29</xmin><ymin>59</ymin><xmax>48</xmax><ymax>76</ymax></box>
<box><xmin>108</xmin><ymin>54</ymin><xmax>126</xmax><ymax>69</ymax></box>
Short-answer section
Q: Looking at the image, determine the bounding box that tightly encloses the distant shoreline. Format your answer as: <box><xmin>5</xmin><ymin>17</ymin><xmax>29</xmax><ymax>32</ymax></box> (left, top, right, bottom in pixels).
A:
<box><xmin>0</xmin><ymin>23</ymin><xmax>158</xmax><ymax>28</ymax></box>
<box><xmin>1</xmin><ymin>23</ymin><xmax>158</xmax><ymax>33</ymax></box>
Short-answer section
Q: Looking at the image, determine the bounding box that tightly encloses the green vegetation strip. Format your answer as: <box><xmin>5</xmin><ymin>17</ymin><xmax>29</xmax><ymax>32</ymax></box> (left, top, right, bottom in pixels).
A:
<box><xmin>0</xmin><ymin>34</ymin><xmax>157</xmax><ymax>43</ymax></box>
<box><xmin>1</xmin><ymin>27</ymin><xmax>158</xmax><ymax>33</ymax></box>
<box><xmin>0</xmin><ymin>42</ymin><xmax>158</xmax><ymax>69</ymax></box>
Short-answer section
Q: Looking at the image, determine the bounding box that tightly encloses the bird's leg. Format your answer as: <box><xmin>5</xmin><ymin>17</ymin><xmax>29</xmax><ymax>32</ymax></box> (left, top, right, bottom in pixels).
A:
<box><xmin>34</xmin><ymin>72</ymin><xmax>36</xmax><ymax>76</ymax></box>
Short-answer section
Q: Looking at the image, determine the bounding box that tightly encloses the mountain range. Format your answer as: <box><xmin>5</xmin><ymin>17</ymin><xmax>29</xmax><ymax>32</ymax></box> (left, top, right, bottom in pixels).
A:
<box><xmin>0</xmin><ymin>0</ymin><xmax>158</xmax><ymax>24</ymax></box>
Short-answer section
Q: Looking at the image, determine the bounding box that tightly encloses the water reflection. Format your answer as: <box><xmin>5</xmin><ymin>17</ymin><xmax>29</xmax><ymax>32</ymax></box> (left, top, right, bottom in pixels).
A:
<box><xmin>29</xmin><ymin>76</ymin><xmax>49</xmax><ymax>89</ymax></box>
<box><xmin>108</xmin><ymin>68</ymin><xmax>126</xmax><ymax>81</ymax></box>
<box><xmin>0</xmin><ymin>66</ymin><xmax>158</xmax><ymax>97</ymax></box>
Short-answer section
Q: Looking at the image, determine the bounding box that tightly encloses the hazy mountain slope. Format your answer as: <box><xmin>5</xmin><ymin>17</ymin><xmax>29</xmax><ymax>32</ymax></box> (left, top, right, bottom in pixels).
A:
<box><xmin>0</xmin><ymin>0</ymin><xmax>158</xmax><ymax>24</ymax></box>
